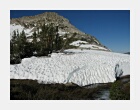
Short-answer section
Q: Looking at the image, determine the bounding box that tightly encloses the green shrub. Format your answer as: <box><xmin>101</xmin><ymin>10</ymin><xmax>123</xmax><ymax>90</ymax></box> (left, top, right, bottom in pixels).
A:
<box><xmin>110</xmin><ymin>80</ymin><xmax>130</xmax><ymax>100</ymax></box>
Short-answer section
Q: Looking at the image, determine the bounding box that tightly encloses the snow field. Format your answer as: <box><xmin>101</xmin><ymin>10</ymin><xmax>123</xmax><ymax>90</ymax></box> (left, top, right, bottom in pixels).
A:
<box><xmin>10</xmin><ymin>49</ymin><xmax>130</xmax><ymax>86</ymax></box>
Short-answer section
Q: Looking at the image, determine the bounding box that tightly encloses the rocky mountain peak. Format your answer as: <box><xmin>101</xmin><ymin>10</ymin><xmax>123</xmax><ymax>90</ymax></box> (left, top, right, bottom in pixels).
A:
<box><xmin>10</xmin><ymin>12</ymin><xmax>110</xmax><ymax>51</ymax></box>
<box><xmin>11</xmin><ymin>12</ymin><xmax>84</xmax><ymax>34</ymax></box>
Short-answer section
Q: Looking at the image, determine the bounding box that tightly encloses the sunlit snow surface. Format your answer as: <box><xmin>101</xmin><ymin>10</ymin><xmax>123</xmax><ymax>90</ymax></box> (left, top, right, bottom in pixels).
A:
<box><xmin>70</xmin><ymin>40</ymin><xmax>108</xmax><ymax>51</ymax></box>
<box><xmin>10</xmin><ymin>49</ymin><xmax>130</xmax><ymax>86</ymax></box>
<box><xmin>70</xmin><ymin>40</ymin><xmax>88</xmax><ymax>46</ymax></box>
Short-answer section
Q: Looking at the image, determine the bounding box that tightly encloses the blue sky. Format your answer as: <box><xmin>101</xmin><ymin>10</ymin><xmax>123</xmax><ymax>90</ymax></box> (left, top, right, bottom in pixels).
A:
<box><xmin>10</xmin><ymin>10</ymin><xmax>130</xmax><ymax>53</ymax></box>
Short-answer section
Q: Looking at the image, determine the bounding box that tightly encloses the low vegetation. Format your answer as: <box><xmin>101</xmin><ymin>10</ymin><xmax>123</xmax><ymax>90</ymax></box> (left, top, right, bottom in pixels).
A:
<box><xmin>11</xmin><ymin>75</ymin><xmax>130</xmax><ymax>100</ymax></box>
<box><xmin>10</xmin><ymin>79</ymin><xmax>111</xmax><ymax>100</ymax></box>
<box><xmin>110</xmin><ymin>75</ymin><xmax>130</xmax><ymax>100</ymax></box>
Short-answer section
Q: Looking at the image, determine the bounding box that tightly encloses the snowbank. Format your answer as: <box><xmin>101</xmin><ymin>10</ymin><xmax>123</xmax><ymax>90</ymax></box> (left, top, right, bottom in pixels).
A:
<box><xmin>70</xmin><ymin>40</ymin><xmax>88</xmax><ymax>46</ymax></box>
<box><xmin>70</xmin><ymin>40</ymin><xmax>108</xmax><ymax>51</ymax></box>
<box><xmin>10</xmin><ymin>49</ymin><xmax>130</xmax><ymax>86</ymax></box>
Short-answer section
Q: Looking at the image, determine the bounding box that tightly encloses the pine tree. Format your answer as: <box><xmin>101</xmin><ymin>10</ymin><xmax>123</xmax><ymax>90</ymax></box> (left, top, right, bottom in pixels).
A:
<box><xmin>37</xmin><ymin>27</ymin><xmax>40</xmax><ymax>35</ymax></box>
<box><xmin>11</xmin><ymin>30</ymin><xmax>17</xmax><ymax>43</ymax></box>
<box><xmin>57</xmin><ymin>36</ymin><xmax>63</xmax><ymax>51</ymax></box>
<box><xmin>32</xmin><ymin>31</ymin><xmax>38</xmax><ymax>55</ymax></box>
<box><xmin>10</xmin><ymin>30</ymin><xmax>21</xmax><ymax>64</ymax></box>
<box><xmin>39</xmin><ymin>23</ymin><xmax>48</xmax><ymax>55</ymax></box>
<box><xmin>33</xmin><ymin>31</ymin><xmax>37</xmax><ymax>45</ymax></box>
<box><xmin>47</xmin><ymin>23</ymin><xmax>56</xmax><ymax>53</ymax></box>
<box><xmin>18</xmin><ymin>30</ymin><xmax>27</xmax><ymax>58</ymax></box>
<box><xmin>55</xmin><ymin>25</ymin><xmax>59</xmax><ymax>51</ymax></box>
<box><xmin>39</xmin><ymin>23</ymin><xmax>57</xmax><ymax>55</ymax></box>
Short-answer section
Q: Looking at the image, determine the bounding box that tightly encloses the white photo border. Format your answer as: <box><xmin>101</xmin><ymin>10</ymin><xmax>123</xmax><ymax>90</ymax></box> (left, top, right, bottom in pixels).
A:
<box><xmin>0</xmin><ymin>0</ymin><xmax>139</xmax><ymax>110</ymax></box>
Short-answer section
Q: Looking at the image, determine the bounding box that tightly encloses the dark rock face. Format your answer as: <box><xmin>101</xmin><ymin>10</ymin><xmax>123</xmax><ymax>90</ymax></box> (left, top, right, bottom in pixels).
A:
<box><xmin>11</xmin><ymin>12</ymin><xmax>87</xmax><ymax>36</ymax></box>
